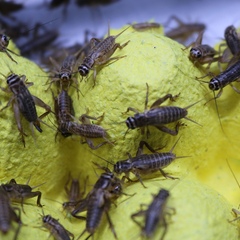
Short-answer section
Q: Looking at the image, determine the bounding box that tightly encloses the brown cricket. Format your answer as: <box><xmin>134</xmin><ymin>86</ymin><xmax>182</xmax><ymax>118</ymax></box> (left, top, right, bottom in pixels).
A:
<box><xmin>0</xmin><ymin>73</ymin><xmax>52</xmax><ymax>146</ymax></box>
<box><xmin>125</xmin><ymin>83</ymin><xmax>200</xmax><ymax>137</ymax></box>
<box><xmin>131</xmin><ymin>188</ymin><xmax>172</xmax><ymax>239</ymax></box>
<box><xmin>78</xmin><ymin>25</ymin><xmax>130</xmax><ymax>86</ymax></box>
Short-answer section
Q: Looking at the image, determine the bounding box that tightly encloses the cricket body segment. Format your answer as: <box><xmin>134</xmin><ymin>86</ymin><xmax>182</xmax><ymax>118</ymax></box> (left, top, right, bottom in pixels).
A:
<box><xmin>114</xmin><ymin>151</ymin><xmax>177</xmax><ymax>183</ymax></box>
<box><xmin>6</xmin><ymin>74</ymin><xmax>39</xmax><ymax>127</ymax></box>
<box><xmin>1</xmin><ymin>178</ymin><xmax>43</xmax><ymax>207</ymax></box>
<box><xmin>93</xmin><ymin>172</ymin><xmax>116</xmax><ymax>190</ymax></box>
<box><xmin>131</xmin><ymin>152</ymin><xmax>176</xmax><ymax>170</ymax></box>
<box><xmin>131</xmin><ymin>188</ymin><xmax>170</xmax><ymax>239</ymax></box>
<box><xmin>78</xmin><ymin>26</ymin><xmax>130</xmax><ymax>85</ymax></box>
<box><xmin>209</xmin><ymin>59</ymin><xmax>240</xmax><ymax>91</ymax></box>
<box><xmin>74</xmin><ymin>167</ymin><xmax>122</xmax><ymax>239</ymax></box>
<box><xmin>85</xmin><ymin>188</ymin><xmax>110</xmax><ymax>235</ymax></box>
<box><xmin>143</xmin><ymin>189</ymin><xmax>170</xmax><ymax>237</ymax></box>
<box><xmin>114</xmin><ymin>140</ymin><xmax>181</xmax><ymax>188</ymax></box>
<box><xmin>62</xmin><ymin>174</ymin><xmax>86</xmax><ymax>213</ymax></box>
<box><xmin>42</xmin><ymin>214</ymin><xmax>74</xmax><ymax>240</ymax></box>
<box><xmin>64</xmin><ymin>176</ymin><xmax>80</xmax><ymax>203</ymax></box>
<box><xmin>184</xmin><ymin>31</ymin><xmax>219</xmax><ymax>67</ymax></box>
<box><xmin>0</xmin><ymin>34</ymin><xmax>18</xmax><ymax>63</ymax></box>
<box><xmin>190</xmin><ymin>44</ymin><xmax>217</xmax><ymax>64</ymax></box>
<box><xmin>60</xmin><ymin>112</ymin><xmax>113</xmax><ymax>149</ymax></box>
<box><xmin>64</xmin><ymin>122</ymin><xmax>107</xmax><ymax>138</ymax></box>
<box><xmin>59</xmin><ymin>55</ymin><xmax>76</xmax><ymax>81</ymax></box>
<box><xmin>78</xmin><ymin>56</ymin><xmax>93</xmax><ymax>77</ymax></box>
<box><xmin>49</xmin><ymin>55</ymin><xmax>78</xmax><ymax>91</ymax></box>
<box><xmin>166</xmin><ymin>23</ymin><xmax>206</xmax><ymax>39</ymax></box>
<box><xmin>126</xmin><ymin>106</ymin><xmax>187</xmax><ymax>128</ymax></box>
<box><xmin>53</xmin><ymin>90</ymin><xmax>74</xmax><ymax>137</ymax></box>
<box><xmin>1</xmin><ymin>73</ymin><xmax>52</xmax><ymax>146</ymax></box>
<box><xmin>0</xmin><ymin>186</ymin><xmax>22</xmax><ymax>240</ymax></box>
<box><xmin>131</xmin><ymin>22</ymin><xmax>161</xmax><ymax>31</ymax></box>
<box><xmin>125</xmin><ymin>84</ymin><xmax>196</xmax><ymax>136</ymax></box>
<box><xmin>220</xmin><ymin>25</ymin><xmax>240</xmax><ymax>68</ymax></box>
<box><xmin>165</xmin><ymin>16</ymin><xmax>206</xmax><ymax>44</ymax></box>
<box><xmin>224</xmin><ymin>25</ymin><xmax>240</xmax><ymax>56</ymax></box>
<box><xmin>57</xmin><ymin>90</ymin><xmax>75</xmax><ymax>122</ymax></box>
<box><xmin>71</xmin><ymin>170</ymin><xmax>122</xmax><ymax>218</ymax></box>
<box><xmin>0</xmin><ymin>34</ymin><xmax>9</xmax><ymax>49</ymax></box>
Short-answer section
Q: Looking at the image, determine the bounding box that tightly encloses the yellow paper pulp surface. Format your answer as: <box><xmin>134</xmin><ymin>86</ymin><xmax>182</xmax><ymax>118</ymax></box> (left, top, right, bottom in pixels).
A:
<box><xmin>0</xmin><ymin>26</ymin><xmax>239</xmax><ymax>239</ymax></box>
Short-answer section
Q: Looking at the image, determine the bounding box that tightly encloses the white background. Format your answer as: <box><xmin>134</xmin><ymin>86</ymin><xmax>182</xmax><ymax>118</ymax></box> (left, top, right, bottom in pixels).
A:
<box><xmin>9</xmin><ymin>0</ymin><xmax>240</xmax><ymax>47</ymax></box>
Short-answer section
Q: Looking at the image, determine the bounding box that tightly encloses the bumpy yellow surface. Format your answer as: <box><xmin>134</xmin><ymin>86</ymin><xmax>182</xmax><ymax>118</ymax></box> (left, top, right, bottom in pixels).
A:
<box><xmin>0</xmin><ymin>25</ymin><xmax>239</xmax><ymax>240</ymax></box>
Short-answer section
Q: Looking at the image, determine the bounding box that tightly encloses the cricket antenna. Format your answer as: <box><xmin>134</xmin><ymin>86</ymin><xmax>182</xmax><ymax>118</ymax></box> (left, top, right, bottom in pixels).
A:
<box><xmin>8</xmin><ymin>17</ymin><xmax>60</xmax><ymax>41</ymax></box>
<box><xmin>226</xmin><ymin>159</ymin><xmax>240</xmax><ymax>189</ymax></box>
<box><xmin>89</xmin><ymin>150</ymin><xmax>114</xmax><ymax>166</ymax></box>
<box><xmin>169</xmin><ymin>136</ymin><xmax>181</xmax><ymax>153</ymax></box>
